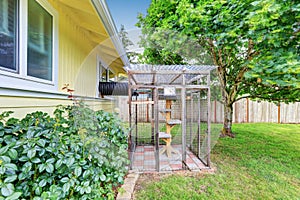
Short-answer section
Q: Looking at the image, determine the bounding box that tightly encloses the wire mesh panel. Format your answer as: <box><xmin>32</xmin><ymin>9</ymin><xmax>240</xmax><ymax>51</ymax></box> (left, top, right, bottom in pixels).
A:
<box><xmin>185</xmin><ymin>90</ymin><xmax>210</xmax><ymax>166</ymax></box>
<box><xmin>129</xmin><ymin>91</ymin><xmax>154</xmax><ymax>146</ymax></box>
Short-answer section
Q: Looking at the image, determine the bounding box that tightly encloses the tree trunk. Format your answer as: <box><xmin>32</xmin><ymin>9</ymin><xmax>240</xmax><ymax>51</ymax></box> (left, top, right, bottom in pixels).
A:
<box><xmin>221</xmin><ymin>103</ymin><xmax>235</xmax><ymax>137</ymax></box>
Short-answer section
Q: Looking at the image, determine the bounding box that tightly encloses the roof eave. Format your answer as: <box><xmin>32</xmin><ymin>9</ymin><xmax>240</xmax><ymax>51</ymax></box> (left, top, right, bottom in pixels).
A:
<box><xmin>91</xmin><ymin>0</ymin><xmax>130</xmax><ymax>70</ymax></box>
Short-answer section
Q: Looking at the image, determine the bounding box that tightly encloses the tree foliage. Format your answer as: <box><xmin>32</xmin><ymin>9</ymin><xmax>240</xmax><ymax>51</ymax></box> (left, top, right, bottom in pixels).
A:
<box><xmin>118</xmin><ymin>24</ymin><xmax>140</xmax><ymax>64</ymax></box>
<box><xmin>119</xmin><ymin>25</ymin><xmax>133</xmax><ymax>51</ymax></box>
<box><xmin>136</xmin><ymin>1</ymin><xmax>213</xmax><ymax>65</ymax></box>
<box><xmin>137</xmin><ymin>0</ymin><xmax>299</xmax><ymax>135</ymax></box>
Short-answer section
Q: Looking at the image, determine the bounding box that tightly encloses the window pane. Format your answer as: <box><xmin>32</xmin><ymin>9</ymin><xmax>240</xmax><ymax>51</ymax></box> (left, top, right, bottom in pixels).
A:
<box><xmin>0</xmin><ymin>0</ymin><xmax>18</xmax><ymax>71</ymax></box>
<box><xmin>27</xmin><ymin>0</ymin><xmax>53</xmax><ymax>81</ymax></box>
<box><xmin>100</xmin><ymin>66</ymin><xmax>108</xmax><ymax>82</ymax></box>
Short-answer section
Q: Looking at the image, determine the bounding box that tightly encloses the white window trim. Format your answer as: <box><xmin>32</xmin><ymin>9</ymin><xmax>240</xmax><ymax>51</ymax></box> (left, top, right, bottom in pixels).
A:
<box><xmin>0</xmin><ymin>0</ymin><xmax>59</xmax><ymax>93</ymax></box>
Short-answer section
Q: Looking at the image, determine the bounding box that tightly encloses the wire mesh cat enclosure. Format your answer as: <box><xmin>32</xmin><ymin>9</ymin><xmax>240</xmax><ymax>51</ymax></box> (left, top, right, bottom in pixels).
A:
<box><xmin>127</xmin><ymin>64</ymin><xmax>217</xmax><ymax>172</ymax></box>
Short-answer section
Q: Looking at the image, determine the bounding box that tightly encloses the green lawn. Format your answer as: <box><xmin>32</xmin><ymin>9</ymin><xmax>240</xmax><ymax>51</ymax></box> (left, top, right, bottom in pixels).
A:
<box><xmin>134</xmin><ymin>123</ymin><xmax>300</xmax><ymax>200</ymax></box>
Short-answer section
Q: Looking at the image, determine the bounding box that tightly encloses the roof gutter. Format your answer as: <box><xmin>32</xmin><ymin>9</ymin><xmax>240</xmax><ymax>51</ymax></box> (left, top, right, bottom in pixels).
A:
<box><xmin>91</xmin><ymin>0</ymin><xmax>130</xmax><ymax>68</ymax></box>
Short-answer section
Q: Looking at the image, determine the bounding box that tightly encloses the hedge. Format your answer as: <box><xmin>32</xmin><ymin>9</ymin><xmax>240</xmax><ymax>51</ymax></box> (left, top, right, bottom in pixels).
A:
<box><xmin>0</xmin><ymin>103</ymin><xmax>129</xmax><ymax>200</ymax></box>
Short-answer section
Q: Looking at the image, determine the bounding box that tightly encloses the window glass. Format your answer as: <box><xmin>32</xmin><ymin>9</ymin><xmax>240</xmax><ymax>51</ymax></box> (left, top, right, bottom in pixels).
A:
<box><xmin>100</xmin><ymin>65</ymin><xmax>108</xmax><ymax>82</ymax></box>
<box><xmin>99</xmin><ymin>64</ymin><xmax>116</xmax><ymax>82</ymax></box>
<box><xmin>27</xmin><ymin>0</ymin><xmax>53</xmax><ymax>81</ymax></box>
<box><xmin>0</xmin><ymin>0</ymin><xmax>18</xmax><ymax>71</ymax></box>
<box><xmin>109</xmin><ymin>73</ymin><xmax>115</xmax><ymax>82</ymax></box>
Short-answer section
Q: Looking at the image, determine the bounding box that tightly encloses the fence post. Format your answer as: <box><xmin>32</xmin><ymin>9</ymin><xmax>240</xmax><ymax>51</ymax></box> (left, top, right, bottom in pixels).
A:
<box><xmin>146</xmin><ymin>97</ymin><xmax>149</xmax><ymax>122</ymax></box>
<box><xmin>214</xmin><ymin>100</ymin><xmax>217</xmax><ymax>123</ymax></box>
<box><xmin>278</xmin><ymin>103</ymin><xmax>281</xmax><ymax>124</ymax></box>
<box><xmin>246</xmin><ymin>98</ymin><xmax>249</xmax><ymax>123</ymax></box>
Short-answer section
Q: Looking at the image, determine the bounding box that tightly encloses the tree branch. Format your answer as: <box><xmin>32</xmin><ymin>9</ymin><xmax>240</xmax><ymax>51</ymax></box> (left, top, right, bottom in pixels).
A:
<box><xmin>246</xmin><ymin>39</ymin><xmax>259</xmax><ymax>60</ymax></box>
<box><xmin>235</xmin><ymin>95</ymin><xmax>251</xmax><ymax>102</ymax></box>
<box><xmin>207</xmin><ymin>39</ymin><xmax>227</xmax><ymax>99</ymax></box>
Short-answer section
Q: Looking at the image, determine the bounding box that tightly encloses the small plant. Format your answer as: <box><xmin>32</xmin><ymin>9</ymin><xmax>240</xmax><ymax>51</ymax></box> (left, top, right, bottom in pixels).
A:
<box><xmin>62</xmin><ymin>84</ymin><xmax>77</xmax><ymax>104</ymax></box>
<box><xmin>0</xmin><ymin>102</ymin><xmax>129</xmax><ymax>199</ymax></box>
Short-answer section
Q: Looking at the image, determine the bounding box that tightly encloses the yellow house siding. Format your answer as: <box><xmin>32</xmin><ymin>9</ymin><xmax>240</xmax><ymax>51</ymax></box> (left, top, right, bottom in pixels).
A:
<box><xmin>47</xmin><ymin>0</ymin><xmax>125</xmax><ymax>98</ymax></box>
<box><xmin>0</xmin><ymin>0</ymin><xmax>125</xmax><ymax>118</ymax></box>
<box><xmin>73</xmin><ymin>52</ymin><xmax>98</xmax><ymax>97</ymax></box>
<box><xmin>0</xmin><ymin>96</ymin><xmax>71</xmax><ymax>119</ymax></box>
<box><xmin>52</xmin><ymin>3</ymin><xmax>97</xmax><ymax>97</ymax></box>
<box><xmin>0</xmin><ymin>96</ymin><xmax>116</xmax><ymax>119</ymax></box>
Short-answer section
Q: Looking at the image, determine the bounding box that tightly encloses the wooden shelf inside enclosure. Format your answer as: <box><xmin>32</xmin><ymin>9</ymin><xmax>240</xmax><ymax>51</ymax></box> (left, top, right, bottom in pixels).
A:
<box><xmin>159</xmin><ymin>109</ymin><xmax>172</xmax><ymax>113</ymax></box>
<box><xmin>158</xmin><ymin>132</ymin><xmax>172</xmax><ymax>139</ymax></box>
<box><xmin>167</xmin><ymin>119</ymin><xmax>181</xmax><ymax>125</ymax></box>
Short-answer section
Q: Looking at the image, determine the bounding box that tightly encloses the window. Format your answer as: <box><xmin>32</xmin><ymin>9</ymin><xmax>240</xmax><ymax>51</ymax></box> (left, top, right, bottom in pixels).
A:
<box><xmin>0</xmin><ymin>0</ymin><xmax>58</xmax><ymax>91</ymax></box>
<box><xmin>27</xmin><ymin>0</ymin><xmax>53</xmax><ymax>81</ymax></box>
<box><xmin>0</xmin><ymin>0</ymin><xmax>18</xmax><ymax>72</ymax></box>
<box><xmin>99</xmin><ymin>62</ymin><xmax>115</xmax><ymax>82</ymax></box>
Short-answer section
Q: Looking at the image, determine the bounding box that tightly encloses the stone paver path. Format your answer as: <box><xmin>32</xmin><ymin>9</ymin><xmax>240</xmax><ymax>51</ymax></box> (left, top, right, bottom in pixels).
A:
<box><xmin>132</xmin><ymin>145</ymin><xmax>208</xmax><ymax>171</ymax></box>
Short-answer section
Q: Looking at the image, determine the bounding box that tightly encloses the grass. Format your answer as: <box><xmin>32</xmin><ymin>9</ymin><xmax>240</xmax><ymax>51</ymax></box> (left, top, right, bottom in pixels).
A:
<box><xmin>134</xmin><ymin>123</ymin><xmax>300</xmax><ymax>200</ymax></box>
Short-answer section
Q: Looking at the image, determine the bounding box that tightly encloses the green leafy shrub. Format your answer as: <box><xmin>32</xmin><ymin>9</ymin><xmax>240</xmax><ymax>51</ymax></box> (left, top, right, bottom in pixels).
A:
<box><xmin>0</xmin><ymin>103</ymin><xmax>129</xmax><ymax>200</ymax></box>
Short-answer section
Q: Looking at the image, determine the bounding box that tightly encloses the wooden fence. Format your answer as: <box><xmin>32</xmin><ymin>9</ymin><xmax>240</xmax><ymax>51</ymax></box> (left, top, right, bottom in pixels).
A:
<box><xmin>117</xmin><ymin>97</ymin><xmax>300</xmax><ymax>124</ymax></box>
<box><xmin>214</xmin><ymin>98</ymin><xmax>300</xmax><ymax>124</ymax></box>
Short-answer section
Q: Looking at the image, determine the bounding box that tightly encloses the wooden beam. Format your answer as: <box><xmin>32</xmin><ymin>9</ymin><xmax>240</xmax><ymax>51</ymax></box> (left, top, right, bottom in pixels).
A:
<box><xmin>127</xmin><ymin>70</ymin><xmax>210</xmax><ymax>75</ymax></box>
<box><xmin>130</xmin><ymin>100</ymin><xmax>154</xmax><ymax>105</ymax></box>
<box><xmin>197</xmin><ymin>91</ymin><xmax>201</xmax><ymax>159</ymax></box>
<box><xmin>56</xmin><ymin>2</ymin><xmax>109</xmax><ymax>45</ymax></box>
<box><xmin>207</xmin><ymin>73</ymin><xmax>211</xmax><ymax>167</ymax></box>
<box><xmin>187</xmin><ymin>74</ymin><xmax>206</xmax><ymax>84</ymax></box>
<box><xmin>128</xmin><ymin>74</ymin><xmax>138</xmax><ymax>85</ymax></box>
<box><xmin>78</xmin><ymin>22</ymin><xmax>107</xmax><ymax>37</ymax></box>
<box><xmin>129</xmin><ymin>85</ymin><xmax>209</xmax><ymax>89</ymax></box>
<box><xmin>128</xmin><ymin>74</ymin><xmax>133</xmax><ymax>169</ymax></box>
<box><xmin>98</xmin><ymin>44</ymin><xmax>120</xmax><ymax>57</ymax></box>
<box><xmin>154</xmin><ymin>87</ymin><xmax>160</xmax><ymax>171</ymax></box>
<box><xmin>169</xmin><ymin>74</ymin><xmax>182</xmax><ymax>84</ymax></box>
<box><xmin>151</xmin><ymin>73</ymin><xmax>156</xmax><ymax>85</ymax></box>
<box><xmin>181</xmin><ymin>74</ymin><xmax>187</xmax><ymax>167</ymax></box>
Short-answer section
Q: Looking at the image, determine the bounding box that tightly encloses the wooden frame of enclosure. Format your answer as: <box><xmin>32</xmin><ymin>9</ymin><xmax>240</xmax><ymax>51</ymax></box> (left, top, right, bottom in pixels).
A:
<box><xmin>127</xmin><ymin>65</ymin><xmax>216</xmax><ymax>171</ymax></box>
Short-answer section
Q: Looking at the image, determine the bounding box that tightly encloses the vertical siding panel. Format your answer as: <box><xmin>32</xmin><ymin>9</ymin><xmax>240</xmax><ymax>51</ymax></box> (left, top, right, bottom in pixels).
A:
<box><xmin>49</xmin><ymin>2</ymin><xmax>98</xmax><ymax>97</ymax></box>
